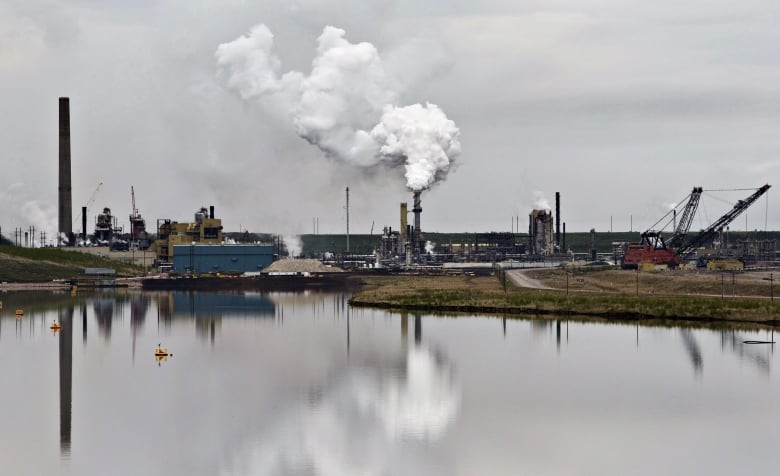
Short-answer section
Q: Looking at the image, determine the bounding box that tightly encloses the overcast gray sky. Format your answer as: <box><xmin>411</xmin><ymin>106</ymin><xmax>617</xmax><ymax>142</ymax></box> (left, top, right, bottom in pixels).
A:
<box><xmin>2</xmin><ymin>0</ymin><xmax>779</xmax><ymax>239</ymax></box>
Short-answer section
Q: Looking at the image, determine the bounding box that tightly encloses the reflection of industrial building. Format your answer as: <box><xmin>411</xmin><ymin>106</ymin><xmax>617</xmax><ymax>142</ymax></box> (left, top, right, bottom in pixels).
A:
<box><xmin>93</xmin><ymin>299</ymin><xmax>115</xmax><ymax>340</ymax></box>
<box><xmin>152</xmin><ymin>206</ymin><xmax>224</xmax><ymax>266</ymax></box>
<box><xmin>157</xmin><ymin>292</ymin><xmax>276</xmax><ymax>322</ymax></box>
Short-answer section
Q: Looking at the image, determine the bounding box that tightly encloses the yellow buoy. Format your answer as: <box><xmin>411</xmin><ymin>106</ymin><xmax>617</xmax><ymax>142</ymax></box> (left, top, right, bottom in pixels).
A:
<box><xmin>154</xmin><ymin>345</ymin><xmax>170</xmax><ymax>357</ymax></box>
<box><xmin>15</xmin><ymin>309</ymin><xmax>23</xmax><ymax>316</ymax></box>
<box><xmin>50</xmin><ymin>321</ymin><xmax>62</xmax><ymax>331</ymax></box>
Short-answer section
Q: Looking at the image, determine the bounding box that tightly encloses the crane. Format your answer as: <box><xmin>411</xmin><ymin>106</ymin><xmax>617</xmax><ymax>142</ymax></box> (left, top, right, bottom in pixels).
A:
<box><xmin>81</xmin><ymin>182</ymin><xmax>103</xmax><ymax>241</ymax></box>
<box><xmin>667</xmin><ymin>187</ymin><xmax>703</xmax><ymax>249</ymax></box>
<box><xmin>676</xmin><ymin>184</ymin><xmax>771</xmax><ymax>261</ymax></box>
<box><xmin>623</xmin><ymin>187</ymin><xmax>703</xmax><ymax>268</ymax></box>
<box><xmin>623</xmin><ymin>184</ymin><xmax>770</xmax><ymax>268</ymax></box>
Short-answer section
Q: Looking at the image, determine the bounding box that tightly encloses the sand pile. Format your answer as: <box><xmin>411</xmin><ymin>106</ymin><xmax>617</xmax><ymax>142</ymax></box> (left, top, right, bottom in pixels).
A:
<box><xmin>263</xmin><ymin>259</ymin><xmax>344</xmax><ymax>273</ymax></box>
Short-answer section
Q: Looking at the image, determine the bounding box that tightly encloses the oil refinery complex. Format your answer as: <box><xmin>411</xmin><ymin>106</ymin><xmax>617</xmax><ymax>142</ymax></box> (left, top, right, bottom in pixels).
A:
<box><xmin>3</xmin><ymin>97</ymin><xmax>778</xmax><ymax>276</ymax></box>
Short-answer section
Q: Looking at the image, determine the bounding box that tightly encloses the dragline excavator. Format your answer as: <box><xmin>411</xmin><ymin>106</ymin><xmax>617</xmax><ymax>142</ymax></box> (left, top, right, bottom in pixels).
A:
<box><xmin>622</xmin><ymin>184</ymin><xmax>771</xmax><ymax>268</ymax></box>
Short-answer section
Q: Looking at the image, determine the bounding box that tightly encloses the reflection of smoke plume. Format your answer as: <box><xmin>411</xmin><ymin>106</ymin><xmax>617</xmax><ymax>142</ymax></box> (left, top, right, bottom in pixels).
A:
<box><xmin>222</xmin><ymin>346</ymin><xmax>458</xmax><ymax>475</ymax></box>
<box><xmin>215</xmin><ymin>25</ymin><xmax>460</xmax><ymax>191</ymax></box>
<box><xmin>283</xmin><ymin>235</ymin><xmax>303</xmax><ymax>258</ymax></box>
<box><xmin>533</xmin><ymin>191</ymin><xmax>551</xmax><ymax>211</ymax></box>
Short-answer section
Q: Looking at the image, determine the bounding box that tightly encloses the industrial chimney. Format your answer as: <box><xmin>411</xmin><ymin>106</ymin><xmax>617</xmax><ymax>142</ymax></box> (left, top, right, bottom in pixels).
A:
<box><xmin>401</xmin><ymin>202</ymin><xmax>409</xmax><ymax>242</ymax></box>
<box><xmin>555</xmin><ymin>192</ymin><xmax>561</xmax><ymax>248</ymax></box>
<box><xmin>412</xmin><ymin>191</ymin><xmax>422</xmax><ymax>255</ymax></box>
<box><xmin>58</xmin><ymin>97</ymin><xmax>73</xmax><ymax>243</ymax></box>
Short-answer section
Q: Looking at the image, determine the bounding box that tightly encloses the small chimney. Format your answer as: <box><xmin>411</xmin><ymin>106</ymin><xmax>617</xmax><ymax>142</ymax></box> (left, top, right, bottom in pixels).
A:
<box><xmin>555</xmin><ymin>192</ymin><xmax>561</xmax><ymax>247</ymax></box>
<box><xmin>209</xmin><ymin>205</ymin><xmax>215</xmax><ymax>219</ymax></box>
<box><xmin>81</xmin><ymin>206</ymin><xmax>87</xmax><ymax>241</ymax></box>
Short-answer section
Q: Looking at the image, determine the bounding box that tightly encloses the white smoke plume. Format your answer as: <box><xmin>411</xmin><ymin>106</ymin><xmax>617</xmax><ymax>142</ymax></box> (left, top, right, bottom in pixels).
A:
<box><xmin>0</xmin><ymin>183</ymin><xmax>57</xmax><ymax>246</ymax></box>
<box><xmin>371</xmin><ymin>104</ymin><xmax>460</xmax><ymax>191</ymax></box>
<box><xmin>425</xmin><ymin>240</ymin><xmax>436</xmax><ymax>255</ymax></box>
<box><xmin>215</xmin><ymin>24</ymin><xmax>460</xmax><ymax>191</ymax></box>
<box><xmin>533</xmin><ymin>191</ymin><xmax>551</xmax><ymax>211</ymax></box>
<box><xmin>283</xmin><ymin>234</ymin><xmax>303</xmax><ymax>257</ymax></box>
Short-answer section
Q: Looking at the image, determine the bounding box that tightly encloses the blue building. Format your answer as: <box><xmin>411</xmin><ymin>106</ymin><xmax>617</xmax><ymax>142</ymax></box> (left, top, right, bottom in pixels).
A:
<box><xmin>172</xmin><ymin>244</ymin><xmax>274</xmax><ymax>274</ymax></box>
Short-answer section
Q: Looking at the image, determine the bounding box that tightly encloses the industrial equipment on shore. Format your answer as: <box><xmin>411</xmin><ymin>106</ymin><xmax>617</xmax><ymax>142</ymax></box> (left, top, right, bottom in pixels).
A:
<box><xmin>151</xmin><ymin>206</ymin><xmax>223</xmax><ymax>267</ymax></box>
<box><xmin>94</xmin><ymin>207</ymin><xmax>127</xmax><ymax>250</ymax></box>
<box><xmin>129</xmin><ymin>186</ymin><xmax>150</xmax><ymax>250</ymax></box>
<box><xmin>622</xmin><ymin>184</ymin><xmax>771</xmax><ymax>268</ymax></box>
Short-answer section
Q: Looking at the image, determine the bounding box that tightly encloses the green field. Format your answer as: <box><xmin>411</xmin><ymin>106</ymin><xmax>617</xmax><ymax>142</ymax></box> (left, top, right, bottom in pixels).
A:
<box><xmin>349</xmin><ymin>273</ymin><xmax>780</xmax><ymax>327</ymax></box>
<box><xmin>0</xmin><ymin>245</ymin><xmax>142</xmax><ymax>282</ymax></box>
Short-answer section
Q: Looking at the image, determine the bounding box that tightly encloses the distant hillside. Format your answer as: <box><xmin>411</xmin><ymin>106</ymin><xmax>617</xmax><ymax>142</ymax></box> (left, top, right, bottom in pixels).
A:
<box><xmin>0</xmin><ymin>245</ymin><xmax>141</xmax><ymax>282</ymax></box>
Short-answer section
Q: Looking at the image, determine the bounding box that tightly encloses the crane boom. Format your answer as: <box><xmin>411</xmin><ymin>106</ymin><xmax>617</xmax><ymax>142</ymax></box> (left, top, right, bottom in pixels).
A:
<box><xmin>85</xmin><ymin>182</ymin><xmax>103</xmax><ymax>208</ymax></box>
<box><xmin>676</xmin><ymin>184</ymin><xmax>771</xmax><ymax>260</ymax></box>
<box><xmin>667</xmin><ymin>187</ymin><xmax>703</xmax><ymax>249</ymax></box>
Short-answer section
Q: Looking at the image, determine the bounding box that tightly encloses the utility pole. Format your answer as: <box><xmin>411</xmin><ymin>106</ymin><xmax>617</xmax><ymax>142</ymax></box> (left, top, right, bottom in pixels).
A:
<box><xmin>345</xmin><ymin>187</ymin><xmax>350</xmax><ymax>253</ymax></box>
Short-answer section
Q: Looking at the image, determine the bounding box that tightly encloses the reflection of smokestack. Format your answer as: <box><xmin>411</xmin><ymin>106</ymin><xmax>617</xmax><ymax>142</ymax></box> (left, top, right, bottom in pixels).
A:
<box><xmin>414</xmin><ymin>315</ymin><xmax>421</xmax><ymax>344</ymax></box>
<box><xmin>59</xmin><ymin>97</ymin><xmax>73</xmax><ymax>240</ymax></box>
<box><xmin>555</xmin><ymin>192</ymin><xmax>561</xmax><ymax>247</ymax></box>
<box><xmin>59</xmin><ymin>306</ymin><xmax>73</xmax><ymax>456</ymax></box>
<box><xmin>412</xmin><ymin>191</ymin><xmax>422</xmax><ymax>253</ymax></box>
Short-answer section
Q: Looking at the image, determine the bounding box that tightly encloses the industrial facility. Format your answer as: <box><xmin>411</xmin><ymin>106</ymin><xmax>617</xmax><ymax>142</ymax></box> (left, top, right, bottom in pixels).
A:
<box><xmin>3</xmin><ymin>97</ymin><xmax>778</xmax><ymax>277</ymax></box>
<box><xmin>619</xmin><ymin>185</ymin><xmax>773</xmax><ymax>269</ymax></box>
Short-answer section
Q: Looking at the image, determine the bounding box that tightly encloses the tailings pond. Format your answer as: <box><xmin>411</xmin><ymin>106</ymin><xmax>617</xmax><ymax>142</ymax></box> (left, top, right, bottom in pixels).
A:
<box><xmin>1</xmin><ymin>290</ymin><xmax>778</xmax><ymax>475</ymax></box>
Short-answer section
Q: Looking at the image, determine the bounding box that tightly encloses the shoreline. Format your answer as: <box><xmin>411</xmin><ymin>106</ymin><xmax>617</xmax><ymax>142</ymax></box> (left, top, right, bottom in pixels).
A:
<box><xmin>348</xmin><ymin>298</ymin><xmax>780</xmax><ymax>328</ymax></box>
<box><xmin>348</xmin><ymin>274</ymin><xmax>780</xmax><ymax>328</ymax></box>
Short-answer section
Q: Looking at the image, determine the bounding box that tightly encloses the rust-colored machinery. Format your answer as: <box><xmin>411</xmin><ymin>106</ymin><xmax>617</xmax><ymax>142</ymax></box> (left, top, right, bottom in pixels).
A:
<box><xmin>623</xmin><ymin>184</ymin><xmax>771</xmax><ymax>268</ymax></box>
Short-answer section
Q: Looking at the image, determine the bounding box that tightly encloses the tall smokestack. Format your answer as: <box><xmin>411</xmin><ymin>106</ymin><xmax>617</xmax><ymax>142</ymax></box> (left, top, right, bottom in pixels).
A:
<box><xmin>58</xmin><ymin>97</ymin><xmax>73</xmax><ymax>242</ymax></box>
<box><xmin>401</xmin><ymin>202</ymin><xmax>409</xmax><ymax>241</ymax></box>
<box><xmin>555</xmin><ymin>192</ymin><xmax>561</xmax><ymax>247</ymax></box>
<box><xmin>412</xmin><ymin>191</ymin><xmax>422</xmax><ymax>253</ymax></box>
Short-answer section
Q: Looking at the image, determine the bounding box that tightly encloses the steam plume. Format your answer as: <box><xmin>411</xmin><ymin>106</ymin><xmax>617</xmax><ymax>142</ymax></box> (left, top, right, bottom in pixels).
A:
<box><xmin>215</xmin><ymin>24</ymin><xmax>460</xmax><ymax>191</ymax></box>
<box><xmin>533</xmin><ymin>191</ymin><xmax>551</xmax><ymax>211</ymax></box>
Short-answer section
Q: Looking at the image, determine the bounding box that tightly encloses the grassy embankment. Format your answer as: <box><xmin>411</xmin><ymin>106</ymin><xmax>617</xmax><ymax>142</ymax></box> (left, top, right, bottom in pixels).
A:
<box><xmin>349</xmin><ymin>270</ymin><xmax>780</xmax><ymax>326</ymax></box>
<box><xmin>0</xmin><ymin>245</ymin><xmax>143</xmax><ymax>282</ymax></box>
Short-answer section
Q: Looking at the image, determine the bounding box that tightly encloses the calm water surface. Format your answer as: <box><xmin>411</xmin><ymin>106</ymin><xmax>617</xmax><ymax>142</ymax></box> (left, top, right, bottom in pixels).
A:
<box><xmin>0</xmin><ymin>290</ymin><xmax>778</xmax><ymax>476</ymax></box>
